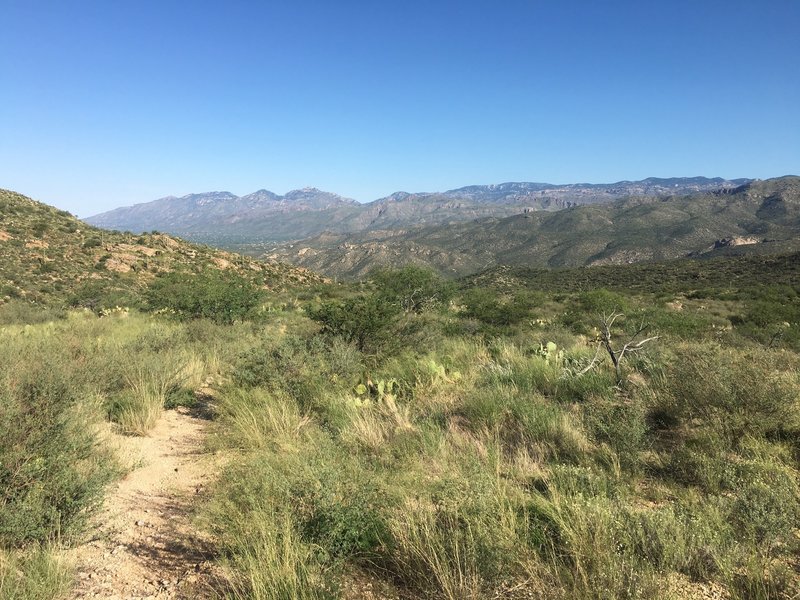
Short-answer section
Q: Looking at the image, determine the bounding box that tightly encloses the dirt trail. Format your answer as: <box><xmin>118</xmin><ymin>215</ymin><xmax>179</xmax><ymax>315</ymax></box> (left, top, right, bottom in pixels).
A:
<box><xmin>68</xmin><ymin>405</ymin><xmax>221</xmax><ymax>600</ymax></box>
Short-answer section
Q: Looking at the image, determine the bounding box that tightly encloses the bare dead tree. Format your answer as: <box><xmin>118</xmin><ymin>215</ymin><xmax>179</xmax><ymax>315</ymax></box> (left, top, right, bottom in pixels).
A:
<box><xmin>600</xmin><ymin>311</ymin><xmax>659</xmax><ymax>384</ymax></box>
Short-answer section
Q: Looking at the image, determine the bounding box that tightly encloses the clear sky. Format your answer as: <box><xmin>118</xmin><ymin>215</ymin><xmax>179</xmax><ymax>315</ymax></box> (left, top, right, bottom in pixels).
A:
<box><xmin>1</xmin><ymin>0</ymin><xmax>798</xmax><ymax>216</ymax></box>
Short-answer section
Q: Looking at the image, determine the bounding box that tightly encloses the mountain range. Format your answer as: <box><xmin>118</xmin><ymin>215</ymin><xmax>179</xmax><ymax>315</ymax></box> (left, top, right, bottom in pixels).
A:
<box><xmin>264</xmin><ymin>176</ymin><xmax>800</xmax><ymax>278</ymax></box>
<box><xmin>86</xmin><ymin>177</ymin><xmax>750</xmax><ymax>244</ymax></box>
<box><xmin>83</xmin><ymin>175</ymin><xmax>800</xmax><ymax>279</ymax></box>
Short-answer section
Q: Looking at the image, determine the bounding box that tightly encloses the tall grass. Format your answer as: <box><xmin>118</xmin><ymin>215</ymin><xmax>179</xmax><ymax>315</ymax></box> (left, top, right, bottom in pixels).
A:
<box><xmin>205</xmin><ymin>302</ymin><xmax>800</xmax><ymax>598</ymax></box>
<box><xmin>5</xmin><ymin>285</ymin><xmax>796</xmax><ymax>598</ymax></box>
<box><xmin>212</xmin><ymin>388</ymin><xmax>312</xmax><ymax>452</ymax></box>
<box><xmin>112</xmin><ymin>355</ymin><xmax>187</xmax><ymax>435</ymax></box>
<box><xmin>219</xmin><ymin>514</ymin><xmax>330</xmax><ymax>600</ymax></box>
<box><xmin>0</xmin><ymin>546</ymin><xmax>71</xmax><ymax>600</ymax></box>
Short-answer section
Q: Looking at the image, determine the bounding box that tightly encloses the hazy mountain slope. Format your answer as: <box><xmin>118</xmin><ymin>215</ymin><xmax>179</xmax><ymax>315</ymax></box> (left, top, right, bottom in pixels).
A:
<box><xmin>86</xmin><ymin>187</ymin><xmax>360</xmax><ymax>239</ymax></box>
<box><xmin>86</xmin><ymin>177</ymin><xmax>748</xmax><ymax>244</ymax></box>
<box><xmin>267</xmin><ymin>176</ymin><xmax>800</xmax><ymax>279</ymax></box>
<box><xmin>0</xmin><ymin>189</ymin><xmax>322</xmax><ymax>305</ymax></box>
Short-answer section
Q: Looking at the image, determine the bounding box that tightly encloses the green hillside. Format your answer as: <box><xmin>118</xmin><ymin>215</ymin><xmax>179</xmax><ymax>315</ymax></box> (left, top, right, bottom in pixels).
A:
<box><xmin>0</xmin><ymin>189</ymin><xmax>321</xmax><ymax>308</ymax></box>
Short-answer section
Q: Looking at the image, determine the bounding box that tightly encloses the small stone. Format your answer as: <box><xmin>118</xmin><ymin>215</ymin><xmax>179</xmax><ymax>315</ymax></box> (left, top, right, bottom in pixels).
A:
<box><xmin>135</xmin><ymin>519</ymin><xmax>145</xmax><ymax>526</ymax></box>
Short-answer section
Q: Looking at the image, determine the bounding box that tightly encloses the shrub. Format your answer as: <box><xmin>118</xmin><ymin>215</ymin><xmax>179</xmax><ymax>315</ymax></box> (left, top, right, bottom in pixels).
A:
<box><xmin>308</xmin><ymin>294</ymin><xmax>400</xmax><ymax>353</ymax></box>
<box><xmin>371</xmin><ymin>265</ymin><xmax>454</xmax><ymax>313</ymax></box>
<box><xmin>561</xmin><ymin>289</ymin><xmax>632</xmax><ymax>333</ymax></box>
<box><xmin>66</xmin><ymin>280</ymin><xmax>139</xmax><ymax>313</ymax></box>
<box><xmin>146</xmin><ymin>270</ymin><xmax>263</xmax><ymax>324</ymax></box>
<box><xmin>461</xmin><ymin>288</ymin><xmax>536</xmax><ymax>327</ymax></box>
<box><xmin>0</xmin><ymin>365</ymin><xmax>114</xmax><ymax>546</ymax></box>
<box><xmin>582</xmin><ymin>395</ymin><xmax>648</xmax><ymax>472</ymax></box>
<box><xmin>659</xmin><ymin>344</ymin><xmax>798</xmax><ymax>443</ymax></box>
<box><xmin>233</xmin><ymin>335</ymin><xmax>364</xmax><ymax>424</ymax></box>
<box><xmin>728</xmin><ymin>460</ymin><xmax>799</xmax><ymax>548</ymax></box>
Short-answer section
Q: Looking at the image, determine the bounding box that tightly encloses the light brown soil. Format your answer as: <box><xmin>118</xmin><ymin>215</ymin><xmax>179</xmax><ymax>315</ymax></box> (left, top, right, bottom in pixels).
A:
<box><xmin>68</xmin><ymin>406</ymin><xmax>221</xmax><ymax>599</ymax></box>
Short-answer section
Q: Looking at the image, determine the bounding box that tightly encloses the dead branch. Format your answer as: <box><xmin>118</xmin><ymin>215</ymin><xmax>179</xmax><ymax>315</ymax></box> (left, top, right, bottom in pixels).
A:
<box><xmin>600</xmin><ymin>311</ymin><xmax>659</xmax><ymax>384</ymax></box>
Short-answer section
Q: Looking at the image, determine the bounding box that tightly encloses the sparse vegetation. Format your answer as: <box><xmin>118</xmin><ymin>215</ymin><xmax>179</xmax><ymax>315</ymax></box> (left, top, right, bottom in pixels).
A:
<box><xmin>200</xmin><ymin>264</ymin><xmax>799</xmax><ymax>599</ymax></box>
<box><xmin>2</xmin><ymin>187</ymin><xmax>799</xmax><ymax>598</ymax></box>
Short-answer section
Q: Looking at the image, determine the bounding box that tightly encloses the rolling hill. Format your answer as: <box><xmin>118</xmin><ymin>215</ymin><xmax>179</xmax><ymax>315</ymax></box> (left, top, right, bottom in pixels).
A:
<box><xmin>265</xmin><ymin>176</ymin><xmax>800</xmax><ymax>279</ymax></box>
<box><xmin>0</xmin><ymin>189</ymin><xmax>321</xmax><ymax>306</ymax></box>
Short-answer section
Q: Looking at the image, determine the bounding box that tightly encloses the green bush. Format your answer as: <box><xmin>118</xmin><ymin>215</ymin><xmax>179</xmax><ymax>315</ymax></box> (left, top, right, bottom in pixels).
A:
<box><xmin>308</xmin><ymin>294</ymin><xmax>400</xmax><ymax>353</ymax></box>
<box><xmin>233</xmin><ymin>335</ymin><xmax>364</xmax><ymax>422</ymax></box>
<box><xmin>146</xmin><ymin>270</ymin><xmax>263</xmax><ymax>324</ymax></box>
<box><xmin>562</xmin><ymin>289</ymin><xmax>632</xmax><ymax>333</ymax></box>
<box><xmin>66</xmin><ymin>280</ymin><xmax>139</xmax><ymax>313</ymax></box>
<box><xmin>461</xmin><ymin>288</ymin><xmax>536</xmax><ymax>327</ymax></box>
<box><xmin>0</xmin><ymin>365</ymin><xmax>114</xmax><ymax>546</ymax></box>
<box><xmin>298</xmin><ymin>469</ymin><xmax>389</xmax><ymax>561</ymax></box>
<box><xmin>371</xmin><ymin>265</ymin><xmax>454</xmax><ymax>313</ymax></box>
<box><xmin>582</xmin><ymin>395</ymin><xmax>648</xmax><ymax>472</ymax></box>
<box><xmin>234</xmin><ymin>336</ymin><xmax>325</xmax><ymax>398</ymax></box>
<box><xmin>728</xmin><ymin>460</ymin><xmax>799</xmax><ymax>547</ymax></box>
<box><xmin>659</xmin><ymin>344</ymin><xmax>798</xmax><ymax>443</ymax></box>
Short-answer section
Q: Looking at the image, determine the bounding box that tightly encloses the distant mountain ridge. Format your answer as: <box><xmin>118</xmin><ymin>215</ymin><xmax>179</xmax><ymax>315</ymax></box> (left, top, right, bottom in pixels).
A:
<box><xmin>86</xmin><ymin>177</ymin><xmax>750</xmax><ymax>243</ymax></box>
<box><xmin>265</xmin><ymin>176</ymin><xmax>800</xmax><ymax>279</ymax></box>
<box><xmin>87</xmin><ymin>187</ymin><xmax>359</xmax><ymax>236</ymax></box>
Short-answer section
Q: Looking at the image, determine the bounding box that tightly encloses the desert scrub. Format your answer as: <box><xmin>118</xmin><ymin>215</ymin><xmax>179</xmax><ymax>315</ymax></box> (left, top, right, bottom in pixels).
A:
<box><xmin>146</xmin><ymin>270</ymin><xmax>264</xmax><ymax>324</ymax></box>
<box><xmin>657</xmin><ymin>343</ymin><xmax>799</xmax><ymax>444</ymax></box>
<box><xmin>205</xmin><ymin>435</ymin><xmax>390</xmax><ymax>597</ymax></box>
<box><xmin>203</xmin><ymin>281</ymin><xmax>800</xmax><ymax>599</ymax></box>
<box><xmin>0</xmin><ymin>350</ymin><xmax>115</xmax><ymax>547</ymax></box>
<box><xmin>233</xmin><ymin>334</ymin><xmax>364</xmax><ymax>426</ymax></box>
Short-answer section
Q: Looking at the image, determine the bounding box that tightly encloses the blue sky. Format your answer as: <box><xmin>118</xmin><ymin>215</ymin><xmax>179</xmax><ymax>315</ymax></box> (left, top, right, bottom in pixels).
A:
<box><xmin>1</xmin><ymin>0</ymin><xmax>798</xmax><ymax>216</ymax></box>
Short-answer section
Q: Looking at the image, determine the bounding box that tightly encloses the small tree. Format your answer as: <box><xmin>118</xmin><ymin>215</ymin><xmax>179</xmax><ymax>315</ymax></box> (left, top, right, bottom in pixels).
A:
<box><xmin>462</xmin><ymin>288</ymin><xmax>536</xmax><ymax>327</ymax></box>
<box><xmin>371</xmin><ymin>265</ymin><xmax>453</xmax><ymax>314</ymax></box>
<box><xmin>308</xmin><ymin>294</ymin><xmax>400</xmax><ymax>353</ymax></box>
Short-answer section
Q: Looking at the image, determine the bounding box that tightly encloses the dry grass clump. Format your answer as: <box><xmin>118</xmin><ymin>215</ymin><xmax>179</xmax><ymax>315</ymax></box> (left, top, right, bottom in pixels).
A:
<box><xmin>0</xmin><ymin>546</ymin><xmax>72</xmax><ymax>600</ymax></box>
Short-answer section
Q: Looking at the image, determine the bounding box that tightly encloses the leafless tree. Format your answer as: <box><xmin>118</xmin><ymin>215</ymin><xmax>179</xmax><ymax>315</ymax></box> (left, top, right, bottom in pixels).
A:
<box><xmin>600</xmin><ymin>311</ymin><xmax>659</xmax><ymax>384</ymax></box>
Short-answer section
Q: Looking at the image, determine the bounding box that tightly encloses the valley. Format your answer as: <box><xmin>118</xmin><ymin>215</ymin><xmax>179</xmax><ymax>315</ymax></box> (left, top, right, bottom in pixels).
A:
<box><xmin>266</xmin><ymin>176</ymin><xmax>800</xmax><ymax>278</ymax></box>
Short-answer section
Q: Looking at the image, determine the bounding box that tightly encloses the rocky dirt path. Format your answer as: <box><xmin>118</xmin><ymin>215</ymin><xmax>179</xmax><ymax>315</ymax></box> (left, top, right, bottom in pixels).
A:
<box><xmin>68</xmin><ymin>405</ymin><xmax>221</xmax><ymax>600</ymax></box>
